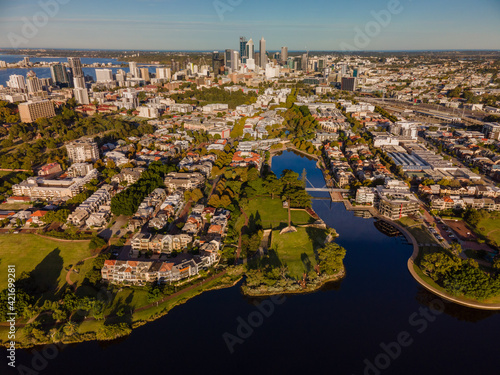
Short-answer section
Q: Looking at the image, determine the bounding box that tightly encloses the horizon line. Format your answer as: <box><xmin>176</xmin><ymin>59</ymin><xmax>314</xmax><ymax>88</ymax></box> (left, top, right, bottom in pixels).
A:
<box><xmin>1</xmin><ymin>48</ymin><xmax>500</xmax><ymax>54</ymax></box>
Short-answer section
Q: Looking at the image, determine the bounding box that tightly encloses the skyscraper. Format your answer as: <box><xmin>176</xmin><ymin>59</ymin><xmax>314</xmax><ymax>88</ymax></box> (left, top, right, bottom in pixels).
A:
<box><xmin>129</xmin><ymin>62</ymin><xmax>140</xmax><ymax>78</ymax></box>
<box><xmin>259</xmin><ymin>37</ymin><xmax>267</xmax><ymax>67</ymax></box>
<box><xmin>68</xmin><ymin>57</ymin><xmax>88</xmax><ymax>103</ymax></box>
<box><xmin>281</xmin><ymin>47</ymin><xmax>288</xmax><ymax>64</ymax></box>
<box><xmin>301</xmin><ymin>53</ymin><xmax>309</xmax><ymax>72</ymax></box>
<box><xmin>341</xmin><ymin>77</ymin><xmax>357</xmax><ymax>92</ymax></box>
<box><xmin>224</xmin><ymin>49</ymin><xmax>239</xmax><ymax>72</ymax></box>
<box><xmin>68</xmin><ymin>57</ymin><xmax>83</xmax><ymax>78</ymax></box>
<box><xmin>212</xmin><ymin>51</ymin><xmax>224</xmax><ymax>76</ymax></box>
<box><xmin>73</xmin><ymin>76</ymin><xmax>86</xmax><ymax>89</ymax></box>
<box><xmin>239</xmin><ymin>37</ymin><xmax>248</xmax><ymax>62</ymax></box>
<box><xmin>50</xmin><ymin>63</ymin><xmax>70</xmax><ymax>86</ymax></box>
<box><xmin>246</xmin><ymin>39</ymin><xmax>255</xmax><ymax>60</ymax></box>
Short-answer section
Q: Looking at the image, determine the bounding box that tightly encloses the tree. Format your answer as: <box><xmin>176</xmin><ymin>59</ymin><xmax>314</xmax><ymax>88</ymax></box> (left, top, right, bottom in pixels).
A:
<box><xmin>186</xmin><ymin>188</ymin><xmax>204</xmax><ymax>203</ymax></box>
<box><xmin>493</xmin><ymin>257</ymin><xmax>500</xmax><ymax>273</ymax></box>
<box><xmin>317</xmin><ymin>243</ymin><xmax>346</xmax><ymax>275</ymax></box>
<box><xmin>41</xmin><ymin>209</ymin><xmax>70</xmax><ymax>224</ymax></box>
<box><xmin>89</xmin><ymin>235</ymin><xmax>107</xmax><ymax>251</ymax></box>
<box><xmin>265</xmin><ymin>174</ymin><xmax>283</xmax><ymax>199</ymax></box>
<box><xmin>421</xmin><ymin>252</ymin><xmax>459</xmax><ymax>281</ymax></box>
<box><xmin>450</xmin><ymin>242</ymin><xmax>463</xmax><ymax>257</ymax></box>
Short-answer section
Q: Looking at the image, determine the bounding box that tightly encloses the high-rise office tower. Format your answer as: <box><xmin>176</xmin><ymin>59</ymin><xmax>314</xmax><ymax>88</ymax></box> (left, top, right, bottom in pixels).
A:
<box><xmin>225</xmin><ymin>49</ymin><xmax>240</xmax><ymax>72</ymax></box>
<box><xmin>240</xmin><ymin>37</ymin><xmax>248</xmax><ymax>62</ymax></box>
<box><xmin>246</xmin><ymin>39</ymin><xmax>255</xmax><ymax>60</ymax></box>
<box><xmin>225</xmin><ymin>49</ymin><xmax>233</xmax><ymax>71</ymax></box>
<box><xmin>50</xmin><ymin>63</ymin><xmax>70</xmax><ymax>86</ymax></box>
<box><xmin>259</xmin><ymin>37</ymin><xmax>267</xmax><ymax>67</ymax></box>
<box><xmin>301</xmin><ymin>53</ymin><xmax>308</xmax><ymax>72</ymax></box>
<box><xmin>212</xmin><ymin>51</ymin><xmax>224</xmax><ymax>76</ymax></box>
<box><xmin>281</xmin><ymin>47</ymin><xmax>288</xmax><ymax>64</ymax></box>
<box><xmin>232</xmin><ymin>50</ymin><xmax>240</xmax><ymax>71</ymax></box>
<box><xmin>68</xmin><ymin>57</ymin><xmax>84</xmax><ymax>78</ymax></box>
<box><xmin>341</xmin><ymin>77</ymin><xmax>357</xmax><ymax>92</ymax></box>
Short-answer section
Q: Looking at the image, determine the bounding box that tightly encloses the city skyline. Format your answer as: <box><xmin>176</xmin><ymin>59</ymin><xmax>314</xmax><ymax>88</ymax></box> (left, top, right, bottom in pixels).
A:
<box><xmin>0</xmin><ymin>0</ymin><xmax>499</xmax><ymax>51</ymax></box>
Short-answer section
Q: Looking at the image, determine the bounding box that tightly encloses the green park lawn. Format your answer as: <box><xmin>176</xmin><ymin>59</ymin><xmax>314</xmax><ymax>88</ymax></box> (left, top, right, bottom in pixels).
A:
<box><xmin>0</xmin><ymin>234</ymin><xmax>92</xmax><ymax>291</ymax></box>
<box><xmin>238</xmin><ymin>197</ymin><xmax>314</xmax><ymax>231</ymax></box>
<box><xmin>398</xmin><ymin>216</ymin><xmax>422</xmax><ymax>227</ymax></box>
<box><xmin>475</xmin><ymin>214</ymin><xmax>500</xmax><ymax>246</ymax></box>
<box><xmin>397</xmin><ymin>219</ymin><xmax>438</xmax><ymax>246</ymax></box>
<box><xmin>271</xmin><ymin>227</ymin><xmax>326</xmax><ymax>279</ymax></box>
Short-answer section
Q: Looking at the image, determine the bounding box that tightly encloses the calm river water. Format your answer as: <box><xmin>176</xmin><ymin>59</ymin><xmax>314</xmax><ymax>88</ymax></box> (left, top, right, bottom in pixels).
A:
<box><xmin>2</xmin><ymin>150</ymin><xmax>499</xmax><ymax>375</ymax></box>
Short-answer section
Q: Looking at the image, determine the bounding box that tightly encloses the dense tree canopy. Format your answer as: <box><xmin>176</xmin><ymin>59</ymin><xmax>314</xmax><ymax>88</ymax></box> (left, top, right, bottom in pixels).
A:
<box><xmin>111</xmin><ymin>162</ymin><xmax>176</xmax><ymax>216</ymax></box>
<box><xmin>421</xmin><ymin>250</ymin><xmax>500</xmax><ymax>301</ymax></box>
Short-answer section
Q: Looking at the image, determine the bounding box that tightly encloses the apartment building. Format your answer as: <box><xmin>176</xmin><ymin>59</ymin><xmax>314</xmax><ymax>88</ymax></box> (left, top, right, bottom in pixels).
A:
<box><xmin>18</xmin><ymin>100</ymin><xmax>56</xmax><ymax>123</ymax></box>
<box><xmin>66</xmin><ymin>138</ymin><xmax>99</xmax><ymax>163</ymax></box>
<box><xmin>164</xmin><ymin>172</ymin><xmax>205</xmax><ymax>193</ymax></box>
<box><xmin>12</xmin><ymin>169</ymin><xmax>99</xmax><ymax>199</ymax></box>
<box><xmin>356</xmin><ymin>187</ymin><xmax>376</xmax><ymax>205</ymax></box>
<box><xmin>67</xmin><ymin>185</ymin><xmax>112</xmax><ymax>226</ymax></box>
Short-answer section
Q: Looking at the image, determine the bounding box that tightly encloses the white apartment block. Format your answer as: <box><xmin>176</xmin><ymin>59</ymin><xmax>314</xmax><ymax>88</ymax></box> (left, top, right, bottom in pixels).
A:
<box><xmin>66</xmin><ymin>138</ymin><xmax>99</xmax><ymax>163</ymax></box>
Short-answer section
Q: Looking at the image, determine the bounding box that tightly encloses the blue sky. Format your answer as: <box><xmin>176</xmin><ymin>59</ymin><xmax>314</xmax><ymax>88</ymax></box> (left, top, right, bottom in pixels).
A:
<box><xmin>0</xmin><ymin>0</ymin><xmax>499</xmax><ymax>51</ymax></box>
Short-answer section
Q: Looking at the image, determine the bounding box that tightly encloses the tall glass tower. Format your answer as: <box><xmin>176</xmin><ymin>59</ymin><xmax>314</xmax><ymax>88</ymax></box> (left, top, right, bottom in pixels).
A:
<box><xmin>239</xmin><ymin>37</ymin><xmax>248</xmax><ymax>62</ymax></box>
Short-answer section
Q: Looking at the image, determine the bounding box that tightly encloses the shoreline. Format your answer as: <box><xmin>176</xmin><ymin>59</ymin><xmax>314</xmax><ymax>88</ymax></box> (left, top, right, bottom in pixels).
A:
<box><xmin>0</xmin><ymin>270</ymin><xmax>244</xmax><ymax>349</ymax></box>
<box><xmin>386</xmin><ymin>218</ymin><xmax>500</xmax><ymax>310</ymax></box>
<box><xmin>310</xmin><ymin>147</ymin><xmax>500</xmax><ymax>311</ymax></box>
<box><xmin>241</xmin><ymin>269</ymin><xmax>345</xmax><ymax>298</ymax></box>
